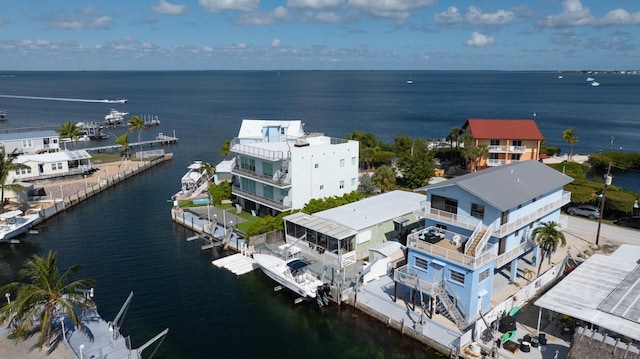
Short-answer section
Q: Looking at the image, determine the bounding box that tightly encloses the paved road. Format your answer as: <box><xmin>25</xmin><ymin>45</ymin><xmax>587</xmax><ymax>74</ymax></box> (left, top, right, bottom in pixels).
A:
<box><xmin>563</xmin><ymin>214</ymin><xmax>639</xmax><ymax>248</ymax></box>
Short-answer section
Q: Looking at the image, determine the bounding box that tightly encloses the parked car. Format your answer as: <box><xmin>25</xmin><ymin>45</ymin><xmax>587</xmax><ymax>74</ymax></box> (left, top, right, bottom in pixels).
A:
<box><xmin>566</xmin><ymin>205</ymin><xmax>600</xmax><ymax>219</ymax></box>
<box><xmin>614</xmin><ymin>216</ymin><xmax>640</xmax><ymax>229</ymax></box>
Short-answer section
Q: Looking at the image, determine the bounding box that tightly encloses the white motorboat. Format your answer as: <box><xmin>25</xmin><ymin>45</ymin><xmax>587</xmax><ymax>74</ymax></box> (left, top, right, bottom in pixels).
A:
<box><xmin>104</xmin><ymin>109</ymin><xmax>129</xmax><ymax>124</ymax></box>
<box><xmin>76</xmin><ymin>121</ymin><xmax>109</xmax><ymax>140</ymax></box>
<box><xmin>253</xmin><ymin>253</ymin><xmax>325</xmax><ymax>299</ymax></box>
<box><xmin>591</xmin><ymin>81</ymin><xmax>600</xmax><ymax>87</ymax></box>
<box><xmin>586</xmin><ymin>77</ymin><xmax>595</xmax><ymax>82</ymax></box>
<box><xmin>0</xmin><ymin>210</ymin><xmax>39</xmax><ymax>241</ymax></box>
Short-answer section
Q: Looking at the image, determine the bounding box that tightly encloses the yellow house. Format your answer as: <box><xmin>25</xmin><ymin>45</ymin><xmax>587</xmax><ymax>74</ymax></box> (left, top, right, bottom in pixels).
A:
<box><xmin>462</xmin><ymin>118</ymin><xmax>544</xmax><ymax>171</ymax></box>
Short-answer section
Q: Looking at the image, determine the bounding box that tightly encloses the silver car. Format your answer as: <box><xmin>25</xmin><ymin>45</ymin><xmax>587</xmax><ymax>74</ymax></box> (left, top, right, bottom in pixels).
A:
<box><xmin>566</xmin><ymin>205</ymin><xmax>600</xmax><ymax>219</ymax></box>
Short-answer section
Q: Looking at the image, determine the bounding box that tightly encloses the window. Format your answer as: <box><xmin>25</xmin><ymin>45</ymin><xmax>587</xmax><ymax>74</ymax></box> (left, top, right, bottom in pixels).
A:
<box><xmin>415</xmin><ymin>258</ymin><xmax>428</xmax><ymax>271</ymax></box>
<box><xmin>450</xmin><ymin>269</ymin><xmax>465</xmax><ymax>285</ymax></box>
<box><xmin>339</xmin><ymin>180</ymin><xmax>344</xmax><ymax>189</ymax></box>
<box><xmin>510</xmin><ymin>153</ymin><xmax>521</xmax><ymax>160</ymax></box>
<box><xmin>470</xmin><ymin>203</ymin><xmax>485</xmax><ymax>219</ymax></box>
<box><xmin>479</xmin><ymin>269</ymin><xmax>490</xmax><ymax>282</ymax></box>
<box><xmin>263</xmin><ymin>184</ymin><xmax>273</xmax><ymax>200</ymax></box>
<box><xmin>314</xmin><ymin>163</ymin><xmax>319</xmax><ymax>169</ymax></box>
<box><xmin>512</xmin><ymin>140</ymin><xmax>522</xmax><ymax>146</ymax></box>
<box><xmin>351</xmin><ymin>178</ymin><xmax>356</xmax><ymax>186</ymax></box>
<box><xmin>50</xmin><ymin>162</ymin><xmax>63</xmax><ymax>171</ymax></box>
<box><xmin>431</xmin><ymin>195</ymin><xmax>458</xmax><ymax>214</ymax></box>
<box><xmin>240</xmin><ymin>157</ymin><xmax>255</xmax><ymax>172</ymax></box>
<box><xmin>280</xmin><ymin>127</ymin><xmax>285</xmax><ymax>135</ymax></box>
<box><xmin>262</xmin><ymin>162</ymin><xmax>273</xmax><ymax>176</ymax></box>
<box><xmin>490</xmin><ymin>139</ymin><xmax>500</xmax><ymax>146</ymax></box>
<box><xmin>351</xmin><ymin>156</ymin><xmax>356</xmax><ymax>165</ymax></box>
<box><xmin>240</xmin><ymin>178</ymin><xmax>256</xmax><ymax>193</ymax></box>
<box><xmin>320</xmin><ymin>185</ymin><xmax>324</xmax><ymax>190</ymax></box>
<box><xmin>16</xmin><ymin>167</ymin><xmax>31</xmax><ymax>175</ymax></box>
<box><xmin>339</xmin><ymin>159</ymin><xmax>345</xmax><ymax>168</ymax></box>
<box><xmin>22</xmin><ymin>139</ymin><xmax>33</xmax><ymax>148</ymax></box>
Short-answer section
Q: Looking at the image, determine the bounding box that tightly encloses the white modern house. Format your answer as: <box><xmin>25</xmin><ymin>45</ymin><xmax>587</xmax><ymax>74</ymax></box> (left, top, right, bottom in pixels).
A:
<box><xmin>230</xmin><ymin>119</ymin><xmax>359</xmax><ymax>216</ymax></box>
<box><xmin>0</xmin><ymin>129</ymin><xmax>60</xmax><ymax>155</ymax></box>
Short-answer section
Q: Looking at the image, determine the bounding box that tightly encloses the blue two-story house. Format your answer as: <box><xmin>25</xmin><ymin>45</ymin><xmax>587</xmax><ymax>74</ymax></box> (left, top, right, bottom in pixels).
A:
<box><xmin>394</xmin><ymin>160</ymin><xmax>572</xmax><ymax>328</ymax></box>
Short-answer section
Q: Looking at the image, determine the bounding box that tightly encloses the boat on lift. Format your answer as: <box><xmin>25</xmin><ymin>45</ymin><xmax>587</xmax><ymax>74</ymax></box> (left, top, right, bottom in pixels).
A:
<box><xmin>104</xmin><ymin>109</ymin><xmax>129</xmax><ymax>124</ymax></box>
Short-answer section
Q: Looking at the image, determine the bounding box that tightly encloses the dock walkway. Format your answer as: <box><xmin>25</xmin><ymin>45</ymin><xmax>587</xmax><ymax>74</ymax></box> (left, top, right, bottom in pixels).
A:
<box><xmin>82</xmin><ymin>133</ymin><xmax>178</xmax><ymax>153</ymax></box>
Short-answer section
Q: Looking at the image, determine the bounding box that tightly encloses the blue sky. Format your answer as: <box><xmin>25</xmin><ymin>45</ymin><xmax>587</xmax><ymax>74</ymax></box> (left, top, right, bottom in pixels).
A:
<box><xmin>1</xmin><ymin>0</ymin><xmax>639</xmax><ymax>70</ymax></box>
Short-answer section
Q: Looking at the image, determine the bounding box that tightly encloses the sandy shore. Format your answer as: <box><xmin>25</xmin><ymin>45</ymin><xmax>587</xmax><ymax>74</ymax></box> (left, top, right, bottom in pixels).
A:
<box><xmin>0</xmin><ymin>325</ymin><xmax>72</xmax><ymax>359</ymax></box>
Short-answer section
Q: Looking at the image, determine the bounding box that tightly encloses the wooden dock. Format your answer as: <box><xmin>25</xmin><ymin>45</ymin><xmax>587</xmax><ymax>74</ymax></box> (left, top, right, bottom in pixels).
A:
<box><xmin>212</xmin><ymin>253</ymin><xmax>258</xmax><ymax>275</ymax></box>
<box><xmin>83</xmin><ymin>133</ymin><xmax>178</xmax><ymax>153</ymax></box>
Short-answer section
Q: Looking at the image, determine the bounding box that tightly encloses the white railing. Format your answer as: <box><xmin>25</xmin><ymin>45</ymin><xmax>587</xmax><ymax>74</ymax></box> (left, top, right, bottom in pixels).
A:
<box><xmin>464</xmin><ymin>221</ymin><xmax>483</xmax><ymax>254</ymax></box>
<box><xmin>488</xmin><ymin>145</ymin><xmax>508</xmax><ymax>152</ymax></box>
<box><xmin>494</xmin><ymin>191</ymin><xmax>571</xmax><ymax>236</ymax></box>
<box><xmin>486</xmin><ymin>159</ymin><xmax>507</xmax><ymax>166</ymax></box>
<box><xmin>509</xmin><ymin>145</ymin><xmax>526</xmax><ymax>153</ymax></box>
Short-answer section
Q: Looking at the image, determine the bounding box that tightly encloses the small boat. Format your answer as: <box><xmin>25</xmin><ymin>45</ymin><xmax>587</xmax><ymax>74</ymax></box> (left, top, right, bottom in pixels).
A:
<box><xmin>253</xmin><ymin>253</ymin><xmax>325</xmax><ymax>299</ymax></box>
<box><xmin>0</xmin><ymin>210</ymin><xmax>40</xmax><ymax>242</ymax></box>
<box><xmin>591</xmin><ymin>81</ymin><xmax>600</xmax><ymax>87</ymax></box>
<box><xmin>0</xmin><ymin>110</ymin><xmax>7</xmax><ymax>121</ymax></box>
<box><xmin>586</xmin><ymin>77</ymin><xmax>595</xmax><ymax>82</ymax></box>
<box><xmin>406</xmin><ymin>79</ymin><xmax>413</xmax><ymax>84</ymax></box>
<box><xmin>104</xmin><ymin>109</ymin><xmax>129</xmax><ymax>124</ymax></box>
<box><xmin>558</xmin><ymin>75</ymin><xmax>563</xmax><ymax>79</ymax></box>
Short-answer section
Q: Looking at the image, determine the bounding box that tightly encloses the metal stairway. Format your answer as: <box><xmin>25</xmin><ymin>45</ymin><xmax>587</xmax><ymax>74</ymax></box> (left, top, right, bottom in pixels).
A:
<box><xmin>433</xmin><ymin>285</ymin><xmax>466</xmax><ymax>328</ymax></box>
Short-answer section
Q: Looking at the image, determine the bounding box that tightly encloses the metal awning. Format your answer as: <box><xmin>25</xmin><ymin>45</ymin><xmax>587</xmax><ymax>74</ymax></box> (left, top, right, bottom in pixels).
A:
<box><xmin>285</xmin><ymin>212</ymin><xmax>357</xmax><ymax>240</ymax></box>
<box><xmin>534</xmin><ymin>252</ymin><xmax>640</xmax><ymax>341</ymax></box>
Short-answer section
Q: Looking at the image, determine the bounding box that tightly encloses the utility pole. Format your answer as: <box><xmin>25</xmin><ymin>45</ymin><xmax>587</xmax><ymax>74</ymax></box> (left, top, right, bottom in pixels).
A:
<box><xmin>595</xmin><ymin>162</ymin><xmax>612</xmax><ymax>246</ymax></box>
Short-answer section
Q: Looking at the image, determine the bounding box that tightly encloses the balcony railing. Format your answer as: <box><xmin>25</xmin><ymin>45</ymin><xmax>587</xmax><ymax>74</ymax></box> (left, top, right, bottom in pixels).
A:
<box><xmin>230</xmin><ymin>138</ymin><xmax>287</xmax><ymax>161</ymax></box>
<box><xmin>232</xmin><ymin>167</ymin><xmax>291</xmax><ymax>187</ymax></box>
<box><xmin>232</xmin><ymin>186</ymin><xmax>292</xmax><ymax>211</ymax></box>
<box><xmin>493</xmin><ymin>191</ymin><xmax>571</xmax><ymax>236</ymax></box>
<box><xmin>488</xmin><ymin>145</ymin><xmax>526</xmax><ymax>153</ymax></box>
<box><xmin>415</xmin><ymin>203</ymin><xmax>481</xmax><ymax>230</ymax></box>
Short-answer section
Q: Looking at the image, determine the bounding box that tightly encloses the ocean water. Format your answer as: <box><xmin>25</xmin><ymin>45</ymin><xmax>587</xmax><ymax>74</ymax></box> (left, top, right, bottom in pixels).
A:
<box><xmin>0</xmin><ymin>71</ymin><xmax>639</xmax><ymax>358</ymax></box>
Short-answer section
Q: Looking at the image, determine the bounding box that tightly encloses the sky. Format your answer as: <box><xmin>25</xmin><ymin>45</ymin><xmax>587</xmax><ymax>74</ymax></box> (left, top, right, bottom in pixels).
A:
<box><xmin>0</xmin><ymin>0</ymin><xmax>639</xmax><ymax>71</ymax></box>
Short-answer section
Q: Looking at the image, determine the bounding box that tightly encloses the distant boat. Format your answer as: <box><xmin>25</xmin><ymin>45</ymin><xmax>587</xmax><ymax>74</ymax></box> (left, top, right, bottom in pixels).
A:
<box><xmin>104</xmin><ymin>109</ymin><xmax>129</xmax><ymax>124</ymax></box>
<box><xmin>0</xmin><ymin>210</ymin><xmax>39</xmax><ymax>242</ymax></box>
<box><xmin>76</xmin><ymin>121</ymin><xmax>109</xmax><ymax>140</ymax></box>
<box><xmin>591</xmin><ymin>81</ymin><xmax>600</xmax><ymax>87</ymax></box>
<box><xmin>558</xmin><ymin>75</ymin><xmax>563</xmax><ymax>79</ymax></box>
<box><xmin>0</xmin><ymin>110</ymin><xmax>7</xmax><ymax>121</ymax></box>
<box><xmin>586</xmin><ymin>77</ymin><xmax>595</xmax><ymax>82</ymax></box>
<box><xmin>406</xmin><ymin>79</ymin><xmax>413</xmax><ymax>84</ymax></box>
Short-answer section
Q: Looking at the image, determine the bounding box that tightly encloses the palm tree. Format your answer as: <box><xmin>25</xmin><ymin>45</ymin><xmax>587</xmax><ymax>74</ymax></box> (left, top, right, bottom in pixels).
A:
<box><xmin>471</xmin><ymin>144</ymin><xmax>489</xmax><ymax>171</ymax></box>
<box><xmin>199</xmin><ymin>162</ymin><xmax>216</xmax><ymax>181</ymax></box>
<box><xmin>0</xmin><ymin>250</ymin><xmax>95</xmax><ymax>350</ymax></box>
<box><xmin>531</xmin><ymin>221</ymin><xmax>566</xmax><ymax>277</ymax></box>
<box><xmin>114</xmin><ymin>133</ymin><xmax>130</xmax><ymax>157</ymax></box>
<box><xmin>220</xmin><ymin>139</ymin><xmax>231</xmax><ymax>159</ymax></box>
<box><xmin>446</xmin><ymin>127</ymin><xmax>461</xmax><ymax>149</ymax></box>
<box><xmin>0</xmin><ymin>147</ymin><xmax>30</xmax><ymax>211</ymax></box>
<box><xmin>372</xmin><ymin>165</ymin><xmax>396</xmax><ymax>192</ymax></box>
<box><xmin>58</xmin><ymin>121</ymin><xmax>85</xmax><ymax>149</ymax></box>
<box><xmin>128</xmin><ymin>115</ymin><xmax>148</xmax><ymax>153</ymax></box>
<box><xmin>562</xmin><ymin>128</ymin><xmax>579</xmax><ymax>160</ymax></box>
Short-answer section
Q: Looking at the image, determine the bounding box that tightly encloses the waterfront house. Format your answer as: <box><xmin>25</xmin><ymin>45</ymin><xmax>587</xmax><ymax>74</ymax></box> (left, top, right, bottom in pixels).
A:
<box><xmin>230</xmin><ymin>119</ymin><xmax>359</xmax><ymax>216</ymax></box>
<box><xmin>395</xmin><ymin>160</ymin><xmax>572</xmax><ymax>328</ymax></box>
<box><xmin>12</xmin><ymin>150</ymin><xmax>93</xmax><ymax>182</ymax></box>
<box><xmin>283</xmin><ymin>190</ymin><xmax>423</xmax><ymax>269</ymax></box>
<box><xmin>0</xmin><ymin>129</ymin><xmax>61</xmax><ymax>155</ymax></box>
<box><xmin>461</xmin><ymin>119</ymin><xmax>544</xmax><ymax>172</ymax></box>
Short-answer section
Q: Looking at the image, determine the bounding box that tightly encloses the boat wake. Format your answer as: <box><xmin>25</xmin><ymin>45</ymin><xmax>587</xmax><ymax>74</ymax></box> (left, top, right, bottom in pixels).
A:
<box><xmin>0</xmin><ymin>94</ymin><xmax>127</xmax><ymax>103</ymax></box>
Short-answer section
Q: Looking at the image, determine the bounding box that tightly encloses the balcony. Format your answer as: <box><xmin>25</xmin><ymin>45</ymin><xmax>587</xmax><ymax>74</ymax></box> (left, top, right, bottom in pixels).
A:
<box><xmin>492</xmin><ymin>191</ymin><xmax>571</xmax><ymax>236</ymax></box>
<box><xmin>232</xmin><ymin>186</ymin><xmax>292</xmax><ymax>211</ymax></box>
<box><xmin>230</xmin><ymin>138</ymin><xmax>287</xmax><ymax>161</ymax></box>
<box><xmin>232</xmin><ymin>166</ymin><xmax>291</xmax><ymax>188</ymax></box>
<box><xmin>407</xmin><ymin>226</ymin><xmax>536</xmax><ymax>270</ymax></box>
<box><xmin>488</xmin><ymin>145</ymin><xmax>526</xmax><ymax>153</ymax></box>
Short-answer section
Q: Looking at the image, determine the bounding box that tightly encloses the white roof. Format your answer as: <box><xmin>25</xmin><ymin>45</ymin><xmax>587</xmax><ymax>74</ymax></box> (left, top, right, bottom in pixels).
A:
<box><xmin>216</xmin><ymin>159</ymin><xmax>236</xmax><ymax>173</ymax></box>
<box><xmin>17</xmin><ymin>150</ymin><xmax>91</xmax><ymax>163</ymax></box>
<box><xmin>369</xmin><ymin>241</ymin><xmax>405</xmax><ymax>257</ymax></box>
<box><xmin>238</xmin><ymin>119</ymin><xmax>304</xmax><ymax>139</ymax></box>
<box><xmin>534</xmin><ymin>244</ymin><xmax>640</xmax><ymax>341</ymax></box>
<box><xmin>314</xmin><ymin>190</ymin><xmax>424</xmax><ymax>231</ymax></box>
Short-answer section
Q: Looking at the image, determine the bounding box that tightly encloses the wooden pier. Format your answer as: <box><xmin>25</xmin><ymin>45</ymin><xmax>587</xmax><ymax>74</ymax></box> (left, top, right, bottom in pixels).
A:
<box><xmin>82</xmin><ymin>132</ymin><xmax>178</xmax><ymax>153</ymax></box>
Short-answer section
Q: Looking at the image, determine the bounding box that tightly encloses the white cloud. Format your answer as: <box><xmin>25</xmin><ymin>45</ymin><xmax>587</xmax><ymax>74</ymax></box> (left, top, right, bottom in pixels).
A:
<box><xmin>599</xmin><ymin>9</ymin><xmax>640</xmax><ymax>26</ymax></box>
<box><xmin>90</xmin><ymin>16</ymin><xmax>112</xmax><ymax>29</ymax></box>
<box><xmin>465</xmin><ymin>32</ymin><xmax>495</xmax><ymax>47</ymax></box>
<box><xmin>465</xmin><ymin>6</ymin><xmax>516</xmax><ymax>26</ymax></box>
<box><xmin>152</xmin><ymin>0</ymin><xmax>187</xmax><ymax>15</ymax></box>
<box><xmin>434</xmin><ymin>6</ymin><xmax>462</xmax><ymax>25</ymax></box>
<box><xmin>348</xmin><ymin>0</ymin><xmax>436</xmax><ymax>20</ymax></box>
<box><xmin>287</xmin><ymin>0</ymin><xmax>343</xmax><ymax>10</ymax></box>
<box><xmin>542</xmin><ymin>0</ymin><xmax>594</xmax><ymax>27</ymax></box>
<box><xmin>271</xmin><ymin>39</ymin><xmax>281</xmax><ymax>47</ymax></box>
<box><xmin>199</xmin><ymin>0</ymin><xmax>259</xmax><ymax>13</ymax></box>
<box><xmin>203</xmin><ymin>46</ymin><xmax>214</xmax><ymax>52</ymax></box>
<box><xmin>48</xmin><ymin>20</ymin><xmax>83</xmax><ymax>30</ymax></box>
<box><xmin>314</xmin><ymin>11</ymin><xmax>341</xmax><ymax>23</ymax></box>
<box><xmin>237</xmin><ymin>6</ymin><xmax>291</xmax><ymax>25</ymax></box>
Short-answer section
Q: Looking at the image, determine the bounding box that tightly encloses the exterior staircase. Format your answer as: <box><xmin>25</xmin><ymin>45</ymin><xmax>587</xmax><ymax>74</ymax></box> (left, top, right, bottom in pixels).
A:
<box><xmin>433</xmin><ymin>285</ymin><xmax>466</xmax><ymax>329</ymax></box>
<box><xmin>466</xmin><ymin>227</ymin><xmax>487</xmax><ymax>257</ymax></box>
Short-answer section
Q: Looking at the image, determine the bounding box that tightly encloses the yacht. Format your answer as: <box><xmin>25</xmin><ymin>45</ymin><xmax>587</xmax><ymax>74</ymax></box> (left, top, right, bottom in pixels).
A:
<box><xmin>104</xmin><ymin>109</ymin><xmax>129</xmax><ymax>124</ymax></box>
<box><xmin>0</xmin><ymin>210</ymin><xmax>40</xmax><ymax>242</ymax></box>
<box><xmin>591</xmin><ymin>81</ymin><xmax>600</xmax><ymax>87</ymax></box>
<box><xmin>253</xmin><ymin>253</ymin><xmax>326</xmax><ymax>299</ymax></box>
<box><xmin>586</xmin><ymin>77</ymin><xmax>595</xmax><ymax>82</ymax></box>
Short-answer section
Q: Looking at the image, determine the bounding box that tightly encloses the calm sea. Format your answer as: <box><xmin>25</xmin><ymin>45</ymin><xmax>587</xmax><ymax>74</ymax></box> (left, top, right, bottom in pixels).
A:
<box><xmin>0</xmin><ymin>71</ymin><xmax>639</xmax><ymax>358</ymax></box>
